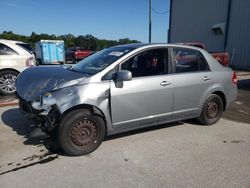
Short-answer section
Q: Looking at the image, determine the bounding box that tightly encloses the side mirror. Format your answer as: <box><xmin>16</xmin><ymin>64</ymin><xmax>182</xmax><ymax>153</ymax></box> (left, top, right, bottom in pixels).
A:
<box><xmin>115</xmin><ymin>70</ymin><xmax>132</xmax><ymax>82</ymax></box>
<box><xmin>113</xmin><ymin>70</ymin><xmax>132</xmax><ymax>88</ymax></box>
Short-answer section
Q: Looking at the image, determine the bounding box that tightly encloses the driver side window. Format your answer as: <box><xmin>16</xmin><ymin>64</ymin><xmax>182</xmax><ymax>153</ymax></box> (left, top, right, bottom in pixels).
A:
<box><xmin>121</xmin><ymin>49</ymin><xmax>167</xmax><ymax>77</ymax></box>
<box><xmin>102</xmin><ymin>65</ymin><xmax>119</xmax><ymax>80</ymax></box>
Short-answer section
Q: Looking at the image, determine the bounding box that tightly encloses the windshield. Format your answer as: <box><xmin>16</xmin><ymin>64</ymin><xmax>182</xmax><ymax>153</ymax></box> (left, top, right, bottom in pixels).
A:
<box><xmin>71</xmin><ymin>47</ymin><xmax>134</xmax><ymax>75</ymax></box>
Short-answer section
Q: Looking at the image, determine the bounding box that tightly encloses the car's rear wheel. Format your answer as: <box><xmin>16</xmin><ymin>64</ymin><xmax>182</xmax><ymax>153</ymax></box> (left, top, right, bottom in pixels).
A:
<box><xmin>58</xmin><ymin>109</ymin><xmax>106</xmax><ymax>156</ymax></box>
<box><xmin>0</xmin><ymin>70</ymin><xmax>19</xmax><ymax>95</ymax></box>
<box><xmin>198</xmin><ymin>94</ymin><xmax>224</xmax><ymax>125</ymax></box>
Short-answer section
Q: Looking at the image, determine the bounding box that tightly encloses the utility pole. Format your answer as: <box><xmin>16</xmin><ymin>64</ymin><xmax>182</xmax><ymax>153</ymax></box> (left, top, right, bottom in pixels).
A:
<box><xmin>149</xmin><ymin>0</ymin><xmax>152</xmax><ymax>43</ymax></box>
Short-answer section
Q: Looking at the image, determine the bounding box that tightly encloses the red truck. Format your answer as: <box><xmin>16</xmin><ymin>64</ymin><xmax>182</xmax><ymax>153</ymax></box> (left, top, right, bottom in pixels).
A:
<box><xmin>65</xmin><ymin>47</ymin><xmax>93</xmax><ymax>63</ymax></box>
<box><xmin>180</xmin><ymin>42</ymin><xmax>229</xmax><ymax>66</ymax></box>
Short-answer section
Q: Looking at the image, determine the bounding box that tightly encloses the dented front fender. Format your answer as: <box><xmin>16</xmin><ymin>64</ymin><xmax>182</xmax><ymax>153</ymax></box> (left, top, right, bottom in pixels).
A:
<box><xmin>52</xmin><ymin>82</ymin><xmax>113</xmax><ymax>132</ymax></box>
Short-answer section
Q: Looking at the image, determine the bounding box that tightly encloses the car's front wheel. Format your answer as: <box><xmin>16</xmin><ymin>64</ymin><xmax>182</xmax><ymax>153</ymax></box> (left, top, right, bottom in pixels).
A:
<box><xmin>198</xmin><ymin>94</ymin><xmax>224</xmax><ymax>125</ymax></box>
<box><xmin>58</xmin><ymin>109</ymin><xmax>106</xmax><ymax>156</ymax></box>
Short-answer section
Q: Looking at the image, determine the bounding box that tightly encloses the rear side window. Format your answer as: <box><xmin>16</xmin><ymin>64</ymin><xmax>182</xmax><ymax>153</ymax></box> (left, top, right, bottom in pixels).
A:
<box><xmin>0</xmin><ymin>43</ymin><xmax>18</xmax><ymax>55</ymax></box>
<box><xmin>173</xmin><ymin>48</ymin><xmax>210</xmax><ymax>73</ymax></box>
<box><xmin>121</xmin><ymin>49</ymin><xmax>167</xmax><ymax>77</ymax></box>
<box><xmin>16</xmin><ymin>43</ymin><xmax>34</xmax><ymax>54</ymax></box>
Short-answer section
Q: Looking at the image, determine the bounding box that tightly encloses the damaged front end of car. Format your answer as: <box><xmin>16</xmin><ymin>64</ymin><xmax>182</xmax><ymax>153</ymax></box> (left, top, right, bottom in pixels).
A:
<box><xmin>16</xmin><ymin>66</ymin><xmax>89</xmax><ymax>138</ymax></box>
<box><xmin>19</xmin><ymin>93</ymin><xmax>62</xmax><ymax>138</ymax></box>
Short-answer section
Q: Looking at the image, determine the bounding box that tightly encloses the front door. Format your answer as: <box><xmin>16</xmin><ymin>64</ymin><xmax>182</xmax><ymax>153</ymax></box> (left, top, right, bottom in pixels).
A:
<box><xmin>110</xmin><ymin>48</ymin><xmax>174</xmax><ymax>129</ymax></box>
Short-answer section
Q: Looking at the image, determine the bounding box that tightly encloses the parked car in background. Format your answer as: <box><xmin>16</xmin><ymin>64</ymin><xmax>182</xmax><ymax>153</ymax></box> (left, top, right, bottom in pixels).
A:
<box><xmin>0</xmin><ymin>39</ymin><xmax>35</xmax><ymax>95</ymax></box>
<box><xmin>178</xmin><ymin>42</ymin><xmax>229</xmax><ymax>66</ymax></box>
<box><xmin>16</xmin><ymin>43</ymin><xmax>237</xmax><ymax>156</ymax></box>
<box><xmin>35</xmin><ymin>40</ymin><xmax>65</xmax><ymax>65</ymax></box>
<box><xmin>65</xmin><ymin>47</ymin><xmax>93</xmax><ymax>63</ymax></box>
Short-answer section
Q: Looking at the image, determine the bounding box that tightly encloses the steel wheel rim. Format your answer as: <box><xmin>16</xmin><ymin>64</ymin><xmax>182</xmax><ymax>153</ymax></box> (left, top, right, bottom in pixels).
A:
<box><xmin>0</xmin><ymin>74</ymin><xmax>17</xmax><ymax>93</ymax></box>
<box><xmin>69</xmin><ymin>119</ymin><xmax>98</xmax><ymax>149</ymax></box>
<box><xmin>206</xmin><ymin>99</ymin><xmax>219</xmax><ymax>119</ymax></box>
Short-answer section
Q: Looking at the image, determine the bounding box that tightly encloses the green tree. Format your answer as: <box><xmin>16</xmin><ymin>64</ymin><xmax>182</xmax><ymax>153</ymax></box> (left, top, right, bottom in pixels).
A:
<box><xmin>0</xmin><ymin>31</ymin><xmax>141</xmax><ymax>51</ymax></box>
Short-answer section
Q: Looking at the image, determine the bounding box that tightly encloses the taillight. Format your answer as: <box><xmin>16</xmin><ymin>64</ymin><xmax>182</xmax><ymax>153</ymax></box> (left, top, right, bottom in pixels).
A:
<box><xmin>232</xmin><ymin>71</ymin><xmax>237</xmax><ymax>85</ymax></box>
<box><xmin>26</xmin><ymin>57</ymin><xmax>35</xmax><ymax>67</ymax></box>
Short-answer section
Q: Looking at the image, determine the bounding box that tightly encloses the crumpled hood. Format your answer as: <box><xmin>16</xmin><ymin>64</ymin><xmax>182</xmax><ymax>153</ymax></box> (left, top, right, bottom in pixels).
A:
<box><xmin>16</xmin><ymin>66</ymin><xmax>88</xmax><ymax>101</ymax></box>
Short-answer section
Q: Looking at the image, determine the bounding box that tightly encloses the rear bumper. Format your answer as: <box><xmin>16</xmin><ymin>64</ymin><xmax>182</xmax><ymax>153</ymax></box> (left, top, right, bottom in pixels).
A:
<box><xmin>225</xmin><ymin>85</ymin><xmax>238</xmax><ymax>110</ymax></box>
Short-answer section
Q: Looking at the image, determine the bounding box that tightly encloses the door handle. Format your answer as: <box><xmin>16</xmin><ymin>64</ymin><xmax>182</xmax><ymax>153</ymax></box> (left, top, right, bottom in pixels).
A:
<box><xmin>203</xmin><ymin>76</ymin><xmax>211</xmax><ymax>81</ymax></box>
<box><xmin>160</xmin><ymin>81</ymin><xmax>171</xmax><ymax>86</ymax></box>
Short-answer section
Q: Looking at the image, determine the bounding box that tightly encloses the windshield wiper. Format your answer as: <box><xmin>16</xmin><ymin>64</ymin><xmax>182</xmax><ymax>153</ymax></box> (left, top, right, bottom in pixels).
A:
<box><xmin>68</xmin><ymin>67</ymin><xmax>94</xmax><ymax>75</ymax></box>
<box><xmin>65</xmin><ymin>65</ymin><xmax>73</xmax><ymax>70</ymax></box>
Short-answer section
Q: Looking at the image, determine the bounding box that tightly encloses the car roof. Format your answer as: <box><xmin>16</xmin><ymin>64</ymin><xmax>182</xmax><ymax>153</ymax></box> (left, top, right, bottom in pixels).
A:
<box><xmin>0</xmin><ymin>39</ymin><xmax>28</xmax><ymax>44</ymax></box>
<box><xmin>112</xmin><ymin>43</ymin><xmax>204</xmax><ymax>51</ymax></box>
<box><xmin>113</xmin><ymin>43</ymin><xmax>149</xmax><ymax>49</ymax></box>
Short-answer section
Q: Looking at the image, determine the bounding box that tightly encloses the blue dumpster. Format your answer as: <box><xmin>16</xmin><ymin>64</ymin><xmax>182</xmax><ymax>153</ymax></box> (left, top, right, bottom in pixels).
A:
<box><xmin>35</xmin><ymin>40</ymin><xmax>65</xmax><ymax>64</ymax></box>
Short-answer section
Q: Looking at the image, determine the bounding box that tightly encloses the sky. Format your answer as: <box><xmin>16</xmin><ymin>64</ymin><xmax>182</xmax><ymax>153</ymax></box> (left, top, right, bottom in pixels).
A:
<box><xmin>0</xmin><ymin>0</ymin><xmax>170</xmax><ymax>43</ymax></box>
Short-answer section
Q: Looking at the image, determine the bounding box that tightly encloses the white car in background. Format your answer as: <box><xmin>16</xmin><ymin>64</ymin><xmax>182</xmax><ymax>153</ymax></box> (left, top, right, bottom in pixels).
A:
<box><xmin>0</xmin><ymin>39</ymin><xmax>36</xmax><ymax>95</ymax></box>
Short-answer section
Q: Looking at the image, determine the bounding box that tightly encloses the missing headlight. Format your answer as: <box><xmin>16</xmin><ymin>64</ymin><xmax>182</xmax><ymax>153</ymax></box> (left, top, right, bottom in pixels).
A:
<box><xmin>31</xmin><ymin>93</ymin><xmax>56</xmax><ymax>115</ymax></box>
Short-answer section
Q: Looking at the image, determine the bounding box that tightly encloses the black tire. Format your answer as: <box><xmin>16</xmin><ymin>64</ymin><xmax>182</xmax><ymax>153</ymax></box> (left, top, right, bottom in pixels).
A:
<box><xmin>0</xmin><ymin>70</ymin><xmax>19</xmax><ymax>95</ymax></box>
<box><xmin>58</xmin><ymin>109</ymin><xmax>106</xmax><ymax>156</ymax></box>
<box><xmin>198</xmin><ymin>94</ymin><xmax>224</xmax><ymax>125</ymax></box>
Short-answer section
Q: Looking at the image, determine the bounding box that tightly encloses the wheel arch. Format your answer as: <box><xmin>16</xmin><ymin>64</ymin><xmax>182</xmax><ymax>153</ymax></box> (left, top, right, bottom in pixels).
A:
<box><xmin>0</xmin><ymin>68</ymin><xmax>20</xmax><ymax>74</ymax></box>
<box><xmin>211</xmin><ymin>91</ymin><xmax>226</xmax><ymax>111</ymax></box>
<box><xmin>199</xmin><ymin>86</ymin><xmax>227</xmax><ymax>115</ymax></box>
<box><xmin>61</xmin><ymin>103</ymin><xmax>107</xmax><ymax>132</ymax></box>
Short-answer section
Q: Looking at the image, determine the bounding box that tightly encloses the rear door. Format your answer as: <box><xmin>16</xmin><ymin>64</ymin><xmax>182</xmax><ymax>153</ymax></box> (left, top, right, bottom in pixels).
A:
<box><xmin>0</xmin><ymin>43</ymin><xmax>27</xmax><ymax>70</ymax></box>
<box><xmin>170</xmin><ymin>47</ymin><xmax>213</xmax><ymax>119</ymax></box>
<box><xmin>110</xmin><ymin>48</ymin><xmax>174</xmax><ymax>129</ymax></box>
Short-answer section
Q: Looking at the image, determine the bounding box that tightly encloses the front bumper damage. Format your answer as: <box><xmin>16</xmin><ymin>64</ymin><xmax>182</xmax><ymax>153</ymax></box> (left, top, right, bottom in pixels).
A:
<box><xmin>19</xmin><ymin>98</ymin><xmax>61</xmax><ymax>137</ymax></box>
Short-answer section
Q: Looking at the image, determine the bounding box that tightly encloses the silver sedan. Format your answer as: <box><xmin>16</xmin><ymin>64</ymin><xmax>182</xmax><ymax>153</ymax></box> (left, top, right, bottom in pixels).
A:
<box><xmin>16</xmin><ymin>43</ymin><xmax>238</xmax><ymax>156</ymax></box>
